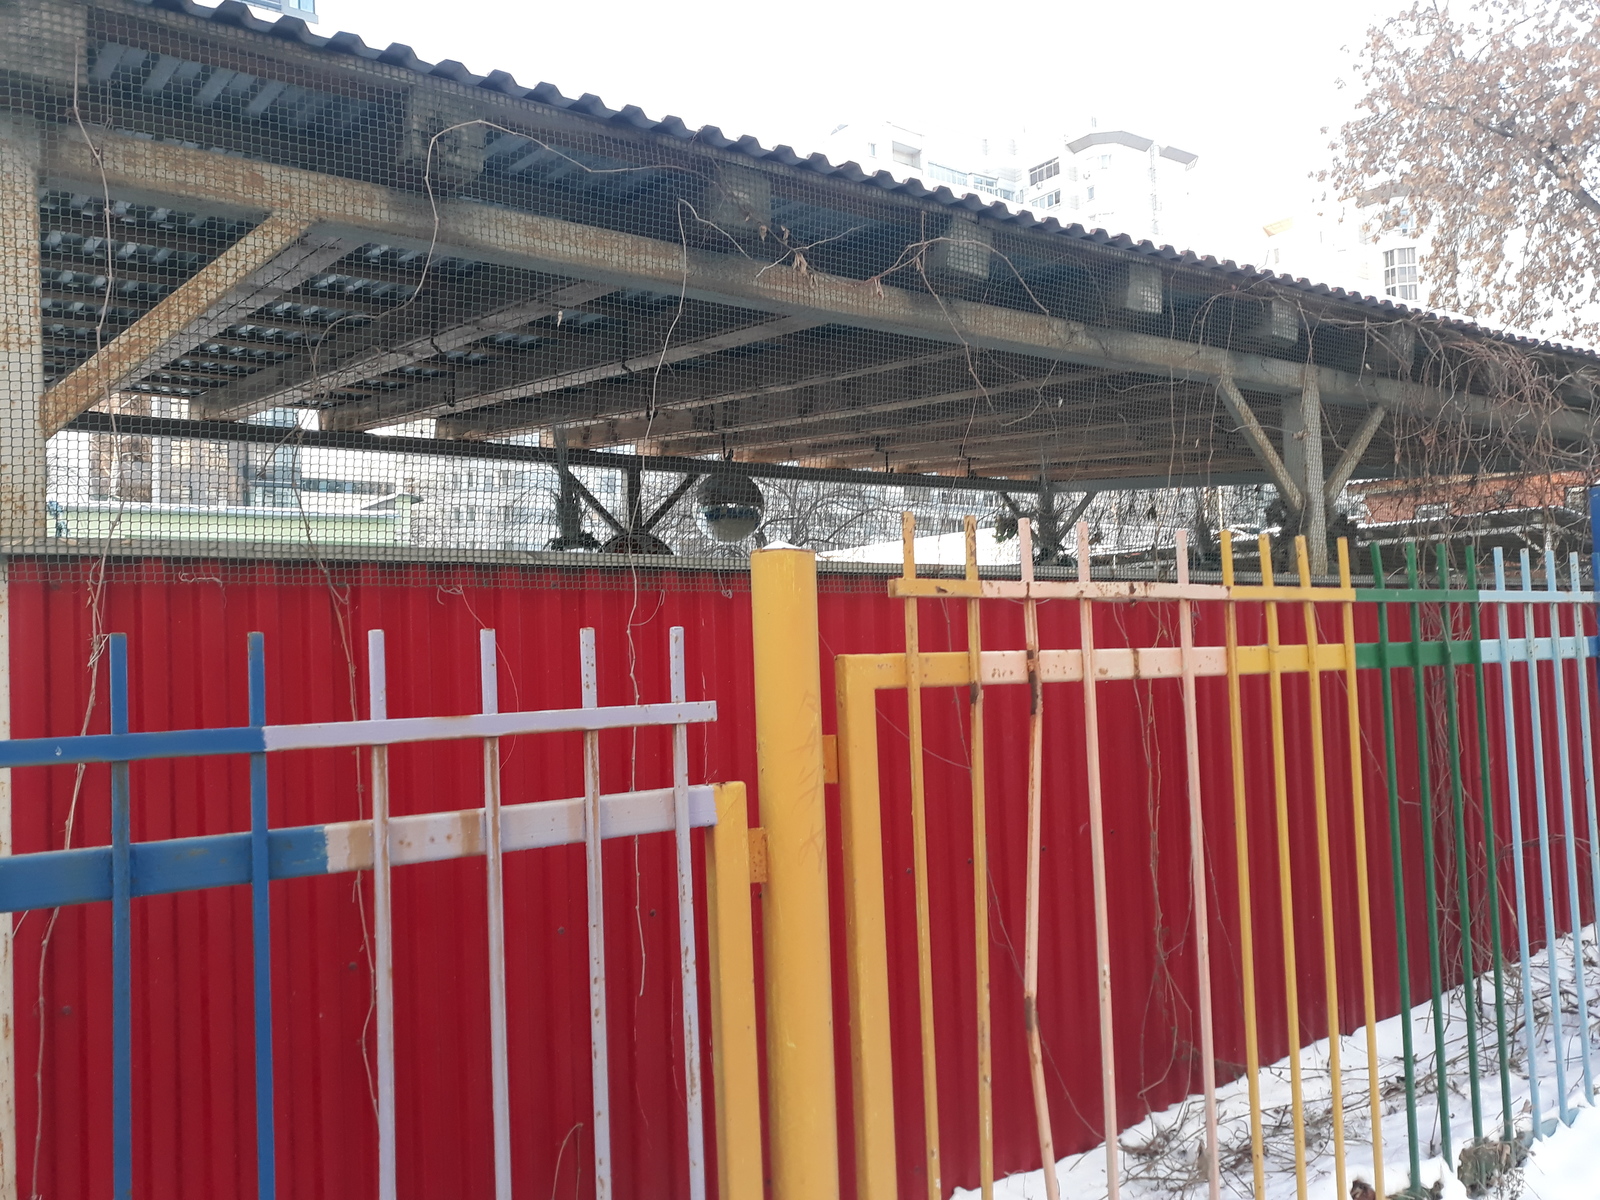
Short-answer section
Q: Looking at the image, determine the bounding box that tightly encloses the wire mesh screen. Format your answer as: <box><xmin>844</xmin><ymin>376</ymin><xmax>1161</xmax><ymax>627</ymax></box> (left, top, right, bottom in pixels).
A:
<box><xmin>2</xmin><ymin>0</ymin><xmax>1596</xmax><ymax>590</ymax></box>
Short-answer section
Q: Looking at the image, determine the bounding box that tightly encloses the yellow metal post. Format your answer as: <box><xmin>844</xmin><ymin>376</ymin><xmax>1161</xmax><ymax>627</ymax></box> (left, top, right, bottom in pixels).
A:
<box><xmin>1260</xmin><ymin>533</ymin><xmax>1310</xmax><ymax>1200</ymax></box>
<box><xmin>705</xmin><ymin>782</ymin><xmax>766</xmax><ymax>1200</ymax></box>
<box><xmin>1338</xmin><ymin>540</ymin><xmax>1385</xmax><ymax>1200</ymax></box>
<box><xmin>835</xmin><ymin>656</ymin><xmax>899</xmax><ymax>1200</ymax></box>
<box><xmin>900</xmin><ymin>514</ymin><xmax>943</xmax><ymax>1200</ymax></box>
<box><xmin>1295</xmin><ymin>537</ymin><xmax>1347</xmax><ymax>1198</ymax></box>
<box><xmin>750</xmin><ymin>547</ymin><xmax>841</xmax><ymax>1200</ymax></box>
<box><xmin>965</xmin><ymin>517</ymin><xmax>995</xmax><ymax>1200</ymax></box>
<box><xmin>1221</xmin><ymin>532</ymin><xmax>1267</xmax><ymax>1198</ymax></box>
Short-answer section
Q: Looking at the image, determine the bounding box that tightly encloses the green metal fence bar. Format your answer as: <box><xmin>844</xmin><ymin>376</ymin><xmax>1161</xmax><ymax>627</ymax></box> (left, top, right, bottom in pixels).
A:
<box><xmin>1435</xmin><ymin>545</ymin><xmax>1484</xmax><ymax>1140</ymax></box>
<box><xmin>1368</xmin><ymin>543</ymin><xmax>1424</xmax><ymax>1189</ymax></box>
<box><xmin>1403</xmin><ymin>543</ymin><xmax>1456</xmax><ymax>1163</ymax></box>
<box><xmin>1465</xmin><ymin>552</ymin><xmax>1515</xmax><ymax>1141</ymax></box>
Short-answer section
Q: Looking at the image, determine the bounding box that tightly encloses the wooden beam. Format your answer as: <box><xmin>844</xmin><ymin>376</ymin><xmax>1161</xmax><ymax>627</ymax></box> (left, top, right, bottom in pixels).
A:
<box><xmin>1323</xmin><ymin>404</ymin><xmax>1387</xmax><ymax>505</ymax></box>
<box><xmin>45</xmin><ymin>129</ymin><xmax>1583</xmax><ymax>445</ymax></box>
<box><xmin>1217</xmin><ymin>377</ymin><xmax>1302</xmax><ymax>512</ymax></box>
<box><xmin>41</xmin><ymin>213</ymin><xmax>348</xmax><ymax>434</ymax></box>
<box><xmin>331</xmin><ymin>314</ymin><xmax>819</xmax><ymax>432</ymax></box>
<box><xmin>198</xmin><ymin>281</ymin><xmax>614</xmax><ymax>419</ymax></box>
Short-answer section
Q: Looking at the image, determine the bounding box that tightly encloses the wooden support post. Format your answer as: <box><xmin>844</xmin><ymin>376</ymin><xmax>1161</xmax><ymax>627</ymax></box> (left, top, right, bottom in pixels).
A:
<box><xmin>0</xmin><ymin>115</ymin><xmax>44</xmax><ymax>550</ymax></box>
<box><xmin>1282</xmin><ymin>374</ymin><xmax>1327</xmax><ymax>574</ymax></box>
<box><xmin>750</xmin><ymin>547</ymin><xmax>840</xmax><ymax>1200</ymax></box>
<box><xmin>1217</xmin><ymin>377</ymin><xmax>1302</xmax><ymax>513</ymax></box>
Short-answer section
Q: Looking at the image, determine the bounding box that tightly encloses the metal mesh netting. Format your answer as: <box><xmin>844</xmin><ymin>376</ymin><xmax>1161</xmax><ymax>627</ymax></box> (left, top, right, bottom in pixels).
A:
<box><xmin>2</xmin><ymin>0</ymin><xmax>1597</xmax><ymax>590</ymax></box>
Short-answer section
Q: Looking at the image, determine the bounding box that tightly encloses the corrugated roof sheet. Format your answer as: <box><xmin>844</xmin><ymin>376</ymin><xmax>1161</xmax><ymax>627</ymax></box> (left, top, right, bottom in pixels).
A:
<box><xmin>121</xmin><ymin>0</ymin><xmax>1599</xmax><ymax>364</ymax></box>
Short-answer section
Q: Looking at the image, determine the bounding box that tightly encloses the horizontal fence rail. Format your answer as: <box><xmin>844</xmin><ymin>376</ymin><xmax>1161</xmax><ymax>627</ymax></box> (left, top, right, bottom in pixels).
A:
<box><xmin>838</xmin><ymin>512</ymin><xmax>1600</xmax><ymax>1200</ymax></box>
<box><xmin>0</xmin><ymin>624</ymin><xmax>760</xmax><ymax>1200</ymax></box>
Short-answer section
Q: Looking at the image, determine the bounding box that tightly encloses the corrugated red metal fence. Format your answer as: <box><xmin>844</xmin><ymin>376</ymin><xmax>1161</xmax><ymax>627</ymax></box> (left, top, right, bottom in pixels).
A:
<box><xmin>6</xmin><ymin>558</ymin><xmax>1583</xmax><ymax>1198</ymax></box>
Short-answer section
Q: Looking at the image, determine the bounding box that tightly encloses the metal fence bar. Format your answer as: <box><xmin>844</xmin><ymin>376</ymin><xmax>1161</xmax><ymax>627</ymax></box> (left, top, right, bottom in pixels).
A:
<box><xmin>247</xmin><ymin>632</ymin><xmax>276</xmax><ymax>1200</ymax></box>
<box><xmin>1018</xmin><ymin>519</ymin><xmax>1060</xmax><ymax>1200</ymax></box>
<box><xmin>1465</xmin><ymin>553</ymin><xmax>1516</xmax><ymax>1142</ymax></box>
<box><xmin>1545</xmin><ymin>552</ymin><xmax>1595</xmax><ymax>1102</ymax></box>
<box><xmin>109</xmin><ymin>633</ymin><xmax>133</xmax><ymax>1200</ymax></box>
<box><xmin>1219</xmin><ymin>532</ymin><xmax>1267</xmax><ymax>1199</ymax></box>
<box><xmin>1573</xmin><ymin>550</ymin><xmax>1600</xmax><ymax>1108</ymax></box>
<box><xmin>1520</xmin><ymin>549</ymin><xmax>1572</xmax><ymax>1125</ymax></box>
<box><xmin>1368</xmin><ymin>545</ymin><xmax>1423</xmax><ymax>1185</ymax></box>
<box><xmin>1493</xmin><ymin>547</ymin><xmax>1545</xmax><ymax>1137</ymax></box>
<box><xmin>480</xmin><ymin>630</ymin><xmax>513</xmax><ymax>1200</ymax></box>
<box><xmin>1399</xmin><ymin>544</ymin><xmax>1454</xmax><ymax>1165</ymax></box>
<box><xmin>1259</xmin><ymin>536</ymin><xmax>1310</xmax><ymax>1200</ymax></box>
<box><xmin>899</xmin><ymin>514</ymin><xmax>942</xmax><ymax>1200</ymax></box>
<box><xmin>1294</xmin><ymin>536</ymin><xmax>1347</xmax><ymax>1197</ymax></box>
<box><xmin>1336</xmin><ymin>542</ymin><xmax>1384</xmax><ymax>1198</ymax></box>
<box><xmin>579</xmin><ymin>628</ymin><xmax>614</xmax><ymax>1199</ymax></box>
<box><xmin>368</xmin><ymin>629</ymin><xmax>398</xmax><ymax>1200</ymax></box>
<box><xmin>1076</xmin><ymin>520</ymin><xmax>1121</xmax><ymax>1200</ymax></box>
<box><xmin>669</xmin><ymin>626</ymin><xmax>708</xmax><ymax>1200</ymax></box>
<box><xmin>964</xmin><ymin>516</ymin><xmax>995</xmax><ymax>1200</ymax></box>
<box><xmin>1175</xmin><ymin>530</ymin><xmax>1221</xmax><ymax>1200</ymax></box>
<box><xmin>1435</xmin><ymin>546</ymin><xmax>1483</xmax><ymax>1141</ymax></box>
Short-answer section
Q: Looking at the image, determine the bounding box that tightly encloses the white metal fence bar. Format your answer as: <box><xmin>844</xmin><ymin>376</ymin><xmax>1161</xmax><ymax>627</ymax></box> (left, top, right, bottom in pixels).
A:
<box><xmin>368</xmin><ymin>628</ymin><xmax>399</xmax><ymax>1200</ymax></box>
<box><xmin>670</xmin><ymin>627</ymin><xmax>708</xmax><ymax>1200</ymax></box>
<box><xmin>481</xmin><ymin>630</ymin><xmax>513</xmax><ymax>1200</ymax></box>
<box><xmin>579</xmin><ymin>628</ymin><xmax>613</xmax><ymax>1199</ymax></box>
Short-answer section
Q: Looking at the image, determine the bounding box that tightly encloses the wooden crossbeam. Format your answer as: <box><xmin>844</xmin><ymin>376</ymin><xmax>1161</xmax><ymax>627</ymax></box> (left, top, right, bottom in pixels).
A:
<box><xmin>42</xmin><ymin>213</ymin><xmax>347</xmax><ymax>434</ymax></box>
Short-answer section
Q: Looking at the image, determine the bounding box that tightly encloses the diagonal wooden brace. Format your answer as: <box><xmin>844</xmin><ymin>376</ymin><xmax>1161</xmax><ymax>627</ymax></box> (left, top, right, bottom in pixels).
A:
<box><xmin>41</xmin><ymin>213</ymin><xmax>346</xmax><ymax>434</ymax></box>
<box><xmin>1218</xmin><ymin>375</ymin><xmax>1302</xmax><ymax>513</ymax></box>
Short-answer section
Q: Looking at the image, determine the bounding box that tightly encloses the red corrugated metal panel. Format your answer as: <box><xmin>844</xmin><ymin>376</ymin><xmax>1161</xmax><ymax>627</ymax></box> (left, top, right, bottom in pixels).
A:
<box><xmin>7</xmin><ymin>560</ymin><xmax>1582</xmax><ymax>1199</ymax></box>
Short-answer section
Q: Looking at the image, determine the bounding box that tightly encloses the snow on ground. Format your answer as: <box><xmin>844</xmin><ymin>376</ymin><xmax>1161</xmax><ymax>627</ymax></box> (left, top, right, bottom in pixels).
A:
<box><xmin>957</xmin><ymin>927</ymin><xmax>1600</xmax><ymax>1199</ymax></box>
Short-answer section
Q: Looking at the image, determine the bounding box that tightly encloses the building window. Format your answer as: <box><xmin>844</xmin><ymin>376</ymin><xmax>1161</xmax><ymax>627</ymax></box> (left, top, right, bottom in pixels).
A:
<box><xmin>1029</xmin><ymin>157</ymin><xmax>1060</xmax><ymax>187</ymax></box>
<box><xmin>1384</xmin><ymin>246</ymin><xmax>1418</xmax><ymax>300</ymax></box>
<box><xmin>867</xmin><ymin>142</ymin><xmax>876</xmax><ymax>157</ymax></box>
<box><xmin>1039</xmin><ymin>190</ymin><xmax>1061</xmax><ymax>208</ymax></box>
<box><xmin>1086</xmin><ymin>186</ymin><xmax>1095</xmax><ymax>202</ymax></box>
<box><xmin>1101</xmin><ymin>154</ymin><xmax>1112</xmax><ymax>168</ymax></box>
<box><xmin>892</xmin><ymin>142</ymin><xmax>922</xmax><ymax>169</ymax></box>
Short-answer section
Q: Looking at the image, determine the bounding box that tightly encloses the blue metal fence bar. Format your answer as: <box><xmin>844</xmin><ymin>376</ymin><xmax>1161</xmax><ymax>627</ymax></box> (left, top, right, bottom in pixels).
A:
<box><xmin>247</xmin><ymin>633</ymin><xmax>276</xmax><ymax>1200</ymax></box>
<box><xmin>109</xmin><ymin>633</ymin><xmax>132</xmax><ymax>1200</ymax></box>
<box><xmin>669</xmin><ymin>627</ymin><xmax>708</xmax><ymax>1200</ymax></box>
<box><xmin>481</xmin><ymin>630</ymin><xmax>512</xmax><ymax>1200</ymax></box>
<box><xmin>579</xmin><ymin>628</ymin><xmax>613</xmax><ymax>1200</ymax></box>
<box><xmin>1520</xmin><ymin>550</ymin><xmax>1573</xmax><ymax>1124</ymax></box>
<box><xmin>0</xmin><ymin>785</ymin><xmax>720</xmax><ymax>912</ymax></box>
<box><xmin>1493</xmin><ymin>547</ymin><xmax>1545</xmax><ymax>1136</ymax></box>
<box><xmin>368</xmin><ymin>630</ymin><xmax>398</xmax><ymax>1200</ymax></box>
<box><xmin>1545</xmin><ymin>553</ymin><xmax>1596</xmax><ymax>1101</ymax></box>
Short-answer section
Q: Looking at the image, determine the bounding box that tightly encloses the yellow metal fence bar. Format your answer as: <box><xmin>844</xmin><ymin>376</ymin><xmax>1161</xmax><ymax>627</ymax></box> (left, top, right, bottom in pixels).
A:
<box><xmin>964</xmin><ymin>517</ymin><xmax>996</xmax><ymax>1200</ymax></box>
<box><xmin>1221</xmin><ymin>531</ymin><xmax>1268</xmax><ymax>1199</ymax></box>
<box><xmin>705</xmin><ymin>781</ymin><xmax>766</xmax><ymax>1200</ymax></box>
<box><xmin>899</xmin><ymin>514</ymin><xmax>943</xmax><ymax>1200</ymax></box>
<box><xmin>1338</xmin><ymin>541</ymin><xmax>1385</xmax><ymax>1199</ymax></box>
<box><xmin>1296</xmin><ymin>536</ymin><xmax>1347</xmax><ymax>1198</ymax></box>
<box><xmin>1260</xmin><ymin>533</ymin><xmax>1311</xmax><ymax>1200</ymax></box>
<box><xmin>835</xmin><ymin>654</ymin><xmax>899</xmax><ymax>1200</ymax></box>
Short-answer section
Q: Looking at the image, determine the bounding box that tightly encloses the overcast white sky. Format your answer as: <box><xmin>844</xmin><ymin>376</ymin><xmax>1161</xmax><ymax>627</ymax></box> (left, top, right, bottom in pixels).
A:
<box><xmin>312</xmin><ymin>0</ymin><xmax>1405</xmax><ymax>266</ymax></box>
